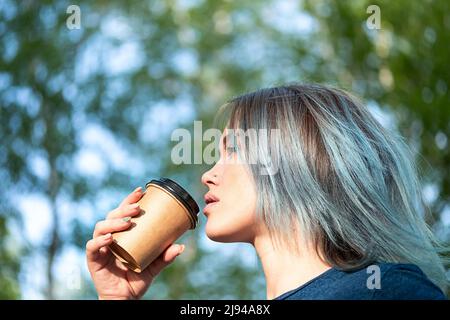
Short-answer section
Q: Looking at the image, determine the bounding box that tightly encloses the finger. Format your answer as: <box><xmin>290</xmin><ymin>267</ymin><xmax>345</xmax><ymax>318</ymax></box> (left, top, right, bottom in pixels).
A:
<box><xmin>86</xmin><ymin>233</ymin><xmax>113</xmax><ymax>260</ymax></box>
<box><xmin>119</xmin><ymin>187</ymin><xmax>144</xmax><ymax>208</ymax></box>
<box><xmin>93</xmin><ymin>218</ymin><xmax>133</xmax><ymax>238</ymax></box>
<box><xmin>107</xmin><ymin>203</ymin><xmax>142</xmax><ymax>219</ymax></box>
<box><xmin>144</xmin><ymin>244</ymin><xmax>185</xmax><ymax>280</ymax></box>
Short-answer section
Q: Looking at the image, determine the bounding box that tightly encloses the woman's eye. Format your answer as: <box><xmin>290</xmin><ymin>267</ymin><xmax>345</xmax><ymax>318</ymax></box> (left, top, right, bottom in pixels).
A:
<box><xmin>226</xmin><ymin>145</ymin><xmax>237</xmax><ymax>154</ymax></box>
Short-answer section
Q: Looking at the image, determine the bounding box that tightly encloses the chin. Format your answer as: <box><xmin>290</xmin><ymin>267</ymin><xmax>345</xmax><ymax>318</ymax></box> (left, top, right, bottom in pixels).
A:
<box><xmin>205</xmin><ymin>220</ymin><xmax>251</xmax><ymax>243</ymax></box>
<box><xmin>205</xmin><ymin>225</ymin><xmax>233</xmax><ymax>243</ymax></box>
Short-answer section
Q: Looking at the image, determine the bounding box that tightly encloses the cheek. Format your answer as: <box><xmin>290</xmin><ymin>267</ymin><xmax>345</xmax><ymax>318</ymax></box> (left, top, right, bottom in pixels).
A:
<box><xmin>222</xmin><ymin>167</ymin><xmax>256</xmax><ymax>222</ymax></box>
<box><xmin>205</xmin><ymin>164</ymin><xmax>257</xmax><ymax>242</ymax></box>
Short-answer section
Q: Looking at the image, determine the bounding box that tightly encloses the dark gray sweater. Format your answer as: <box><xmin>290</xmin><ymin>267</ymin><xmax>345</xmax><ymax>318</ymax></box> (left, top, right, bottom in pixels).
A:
<box><xmin>274</xmin><ymin>263</ymin><xmax>447</xmax><ymax>300</ymax></box>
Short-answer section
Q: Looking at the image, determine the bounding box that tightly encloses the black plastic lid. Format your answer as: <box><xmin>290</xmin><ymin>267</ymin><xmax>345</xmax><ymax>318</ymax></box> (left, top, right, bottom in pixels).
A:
<box><xmin>145</xmin><ymin>178</ymin><xmax>200</xmax><ymax>223</ymax></box>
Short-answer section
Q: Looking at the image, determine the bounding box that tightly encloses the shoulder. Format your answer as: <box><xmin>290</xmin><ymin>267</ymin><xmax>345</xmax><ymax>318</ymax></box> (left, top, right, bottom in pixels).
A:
<box><xmin>372</xmin><ymin>263</ymin><xmax>447</xmax><ymax>300</ymax></box>
<box><xmin>276</xmin><ymin>263</ymin><xmax>447</xmax><ymax>300</ymax></box>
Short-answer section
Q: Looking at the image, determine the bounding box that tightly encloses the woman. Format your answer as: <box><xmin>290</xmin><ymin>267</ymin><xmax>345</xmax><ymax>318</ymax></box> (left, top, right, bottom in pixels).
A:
<box><xmin>86</xmin><ymin>83</ymin><xmax>447</xmax><ymax>299</ymax></box>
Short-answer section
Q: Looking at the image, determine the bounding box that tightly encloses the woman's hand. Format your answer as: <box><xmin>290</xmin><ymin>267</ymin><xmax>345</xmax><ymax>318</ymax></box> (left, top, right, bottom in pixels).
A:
<box><xmin>86</xmin><ymin>187</ymin><xmax>185</xmax><ymax>300</ymax></box>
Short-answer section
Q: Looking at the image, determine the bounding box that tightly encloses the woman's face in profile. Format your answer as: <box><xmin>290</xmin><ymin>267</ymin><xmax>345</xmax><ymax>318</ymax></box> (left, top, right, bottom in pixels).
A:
<box><xmin>201</xmin><ymin>130</ymin><xmax>258</xmax><ymax>243</ymax></box>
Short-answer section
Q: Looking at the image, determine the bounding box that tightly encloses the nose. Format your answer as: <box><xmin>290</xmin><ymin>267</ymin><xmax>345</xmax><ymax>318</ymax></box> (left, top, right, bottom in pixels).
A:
<box><xmin>201</xmin><ymin>166</ymin><xmax>219</xmax><ymax>187</ymax></box>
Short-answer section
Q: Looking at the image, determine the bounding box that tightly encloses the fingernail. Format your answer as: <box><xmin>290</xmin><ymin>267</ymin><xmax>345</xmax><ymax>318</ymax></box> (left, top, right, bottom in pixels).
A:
<box><xmin>122</xmin><ymin>217</ymin><xmax>131</xmax><ymax>222</ymax></box>
<box><xmin>130</xmin><ymin>203</ymin><xmax>140</xmax><ymax>209</ymax></box>
<box><xmin>179</xmin><ymin>244</ymin><xmax>185</xmax><ymax>254</ymax></box>
<box><xmin>134</xmin><ymin>187</ymin><xmax>142</xmax><ymax>193</ymax></box>
<box><xmin>103</xmin><ymin>233</ymin><xmax>112</xmax><ymax>240</ymax></box>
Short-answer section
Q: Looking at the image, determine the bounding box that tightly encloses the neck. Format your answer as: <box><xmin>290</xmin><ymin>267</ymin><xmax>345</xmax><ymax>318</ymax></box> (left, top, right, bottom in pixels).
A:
<box><xmin>252</xmin><ymin>231</ymin><xmax>332</xmax><ymax>300</ymax></box>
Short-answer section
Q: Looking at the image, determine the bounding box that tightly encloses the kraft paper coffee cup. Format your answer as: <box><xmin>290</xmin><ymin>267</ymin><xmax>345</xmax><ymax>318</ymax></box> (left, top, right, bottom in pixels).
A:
<box><xmin>108</xmin><ymin>178</ymin><xmax>199</xmax><ymax>273</ymax></box>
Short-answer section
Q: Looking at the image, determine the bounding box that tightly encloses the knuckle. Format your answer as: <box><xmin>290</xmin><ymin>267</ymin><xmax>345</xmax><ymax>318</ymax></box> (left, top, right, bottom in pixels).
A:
<box><xmin>86</xmin><ymin>239</ymin><xmax>93</xmax><ymax>251</ymax></box>
<box><xmin>94</xmin><ymin>221</ymin><xmax>103</xmax><ymax>230</ymax></box>
<box><xmin>115</xmin><ymin>207</ymin><xmax>124</xmax><ymax>216</ymax></box>
<box><xmin>107</xmin><ymin>208</ymin><xmax>118</xmax><ymax>218</ymax></box>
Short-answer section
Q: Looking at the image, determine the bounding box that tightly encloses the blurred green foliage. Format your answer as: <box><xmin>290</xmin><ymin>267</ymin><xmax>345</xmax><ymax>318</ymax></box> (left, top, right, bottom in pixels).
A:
<box><xmin>0</xmin><ymin>0</ymin><xmax>448</xmax><ymax>299</ymax></box>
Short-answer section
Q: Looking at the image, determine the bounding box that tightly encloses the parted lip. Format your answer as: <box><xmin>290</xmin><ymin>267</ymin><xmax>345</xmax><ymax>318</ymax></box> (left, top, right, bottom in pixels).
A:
<box><xmin>204</xmin><ymin>193</ymin><xmax>220</xmax><ymax>205</ymax></box>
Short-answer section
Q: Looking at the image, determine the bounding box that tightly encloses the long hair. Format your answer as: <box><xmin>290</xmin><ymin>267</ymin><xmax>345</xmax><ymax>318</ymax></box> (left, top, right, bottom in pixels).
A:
<box><xmin>216</xmin><ymin>83</ymin><xmax>448</xmax><ymax>292</ymax></box>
